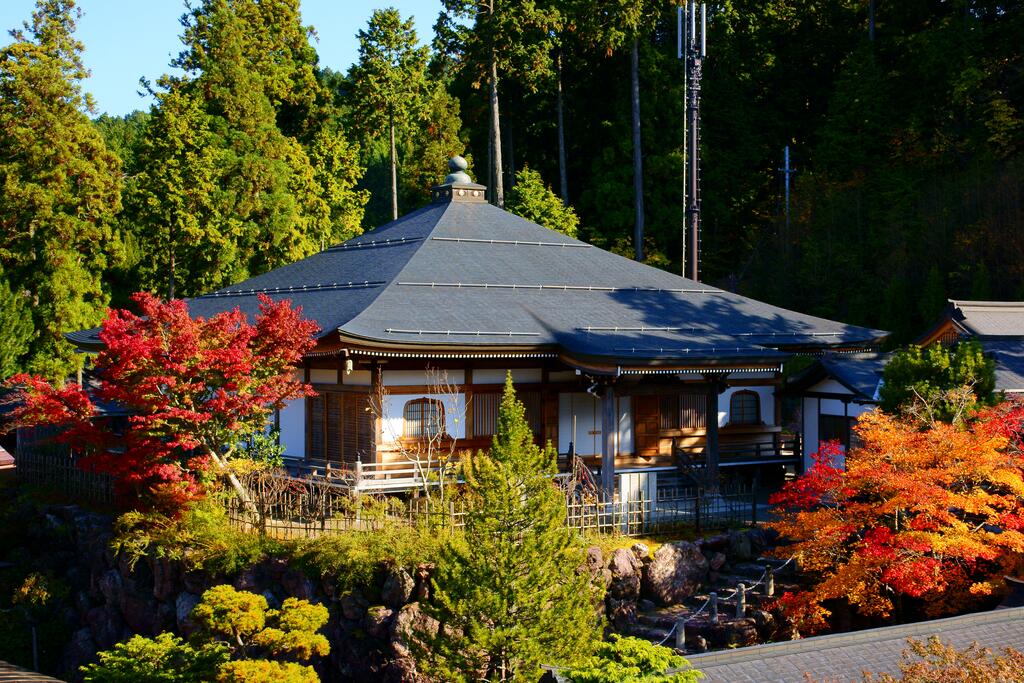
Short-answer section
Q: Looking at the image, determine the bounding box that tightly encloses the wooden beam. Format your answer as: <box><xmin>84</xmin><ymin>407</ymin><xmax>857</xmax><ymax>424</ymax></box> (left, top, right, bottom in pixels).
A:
<box><xmin>601</xmin><ymin>385</ymin><xmax>616</xmax><ymax>498</ymax></box>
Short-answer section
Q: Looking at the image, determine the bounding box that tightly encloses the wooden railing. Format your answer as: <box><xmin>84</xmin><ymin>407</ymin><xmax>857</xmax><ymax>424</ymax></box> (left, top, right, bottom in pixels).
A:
<box><xmin>675</xmin><ymin>434</ymin><xmax>801</xmax><ymax>466</ymax></box>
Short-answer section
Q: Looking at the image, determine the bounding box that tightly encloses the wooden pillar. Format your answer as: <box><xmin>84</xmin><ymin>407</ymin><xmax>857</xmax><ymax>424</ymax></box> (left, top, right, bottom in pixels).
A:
<box><xmin>601</xmin><ymin>384</ymin><xmax>617</xmax><ymax>499</ymax></box>
<box><xmin>370</xmin><ymin>362</ymin><xmax>383</xmax><ymax>464</ymax></box>
<box><xmin>705</xmin><ymin>382</ymin><xmax>719</xmax><ymax>489</ymax></box>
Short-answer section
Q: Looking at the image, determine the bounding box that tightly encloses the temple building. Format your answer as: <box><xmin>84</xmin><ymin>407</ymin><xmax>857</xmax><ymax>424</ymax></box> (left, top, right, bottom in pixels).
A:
<box><xmin>69</xmin><ymin>160</ymin><xmax>886</xmax><ymax>496</ymax></box>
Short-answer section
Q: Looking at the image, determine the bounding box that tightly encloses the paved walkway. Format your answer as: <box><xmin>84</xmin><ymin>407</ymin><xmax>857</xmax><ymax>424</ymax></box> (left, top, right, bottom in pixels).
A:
<box><xmin>687</xmin><ymin>606</ymin><xmax>1024</xmax><ymax>682</ymax></box>
<box><xmin>0</xmin><ymin>661</ymin><xmax>62</xmax><ymax>682</ymax></box>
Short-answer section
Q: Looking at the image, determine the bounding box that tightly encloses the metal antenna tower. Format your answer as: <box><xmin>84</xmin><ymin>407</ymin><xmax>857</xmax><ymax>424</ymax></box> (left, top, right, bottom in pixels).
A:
<box><xmin>779</xmin><ymin>145</ymin><xmax>795</xmax><ymax>237</ymax></box>
<box><xmin>679</xmin><ymin>1</ymin><xmax>707</xmax><ymax>282</ymax></box>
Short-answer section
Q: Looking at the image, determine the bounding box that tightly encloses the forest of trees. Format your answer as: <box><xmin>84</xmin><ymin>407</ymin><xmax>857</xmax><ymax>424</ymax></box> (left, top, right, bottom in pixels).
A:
<box><xmin>1</xmin><ymin>0</ymin><xmax>1021</xmax><ymax>379</ymax></box>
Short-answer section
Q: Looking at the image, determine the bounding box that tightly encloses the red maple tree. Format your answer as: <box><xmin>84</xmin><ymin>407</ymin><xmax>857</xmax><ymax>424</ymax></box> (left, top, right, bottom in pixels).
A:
<box><xmin>6</xmin><ymin>293</ymin><xmax>318</xmax><ymax>512</ymax></box>
<box><xmin>769</xmin><ymin>404</ymin><xmax>1024</xmax><ymax>634</ymax></box>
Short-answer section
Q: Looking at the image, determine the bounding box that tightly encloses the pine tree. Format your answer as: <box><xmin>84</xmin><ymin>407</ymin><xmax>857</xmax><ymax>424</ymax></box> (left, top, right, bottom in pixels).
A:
<box><xmin>0</xmin><ymin>0</ymin><xmax>123</xmax><ymax>381</ymax></box>
<box><xmin>424</xmin><ymin>374</ymin><xmax>602</xmax><ymax>682</ymax></box>
<box><xmin>349</xmin><ymin>9</ymin><xmax>430</xmax><ymax>221</ymax></box>
<box><xmin>506</xmin><ymin>167</ymin><xmax>580</xmax><ymax>237</ymax></box>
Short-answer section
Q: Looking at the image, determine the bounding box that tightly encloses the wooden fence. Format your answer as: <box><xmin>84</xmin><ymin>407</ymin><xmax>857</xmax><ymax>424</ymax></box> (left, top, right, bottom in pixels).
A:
<box><xmin>226</xmin><ymin>470</ymin><xmax>756</xmax><ymax>540</ymax></box>
<box><xmin>14</xmin><ymin>445</ymin><xmax>116</xmax><ymax>507</ymax></box>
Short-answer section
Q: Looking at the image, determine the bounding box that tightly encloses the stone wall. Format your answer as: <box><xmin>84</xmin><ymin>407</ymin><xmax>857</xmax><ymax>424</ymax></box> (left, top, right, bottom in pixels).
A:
<box><xmin>15</xmin><ymin>504</ymin><xmax>787</xmax><ymax>681</ymax></box>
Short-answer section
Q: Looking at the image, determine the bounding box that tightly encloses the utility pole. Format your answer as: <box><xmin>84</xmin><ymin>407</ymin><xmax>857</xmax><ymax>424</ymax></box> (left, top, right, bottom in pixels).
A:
<box><xmin>779</xmin><ymin>145</ymin><xmax>795</xmax><ymax>239</ymax></box>
<box><xmin>680</xmin><ymin>1</ymin><xmax>707</xmax><ymax>282</ymax></box>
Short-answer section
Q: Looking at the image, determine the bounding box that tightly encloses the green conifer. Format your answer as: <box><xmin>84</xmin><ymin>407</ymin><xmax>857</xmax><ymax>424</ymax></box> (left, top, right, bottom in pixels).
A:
<box><xmin>506</xmin><ymin>167</ymin><xmax>581</xmax><ymax>238</ymax></box>
<box><xmin>424</xmin><ymin>374</ymin><xmax>602</xmax><ymax>682</ymax></box>
<box><xmin>0</xmin><ymin>0</ymin><xmax>123</xmax><ymax>380</ymax></box>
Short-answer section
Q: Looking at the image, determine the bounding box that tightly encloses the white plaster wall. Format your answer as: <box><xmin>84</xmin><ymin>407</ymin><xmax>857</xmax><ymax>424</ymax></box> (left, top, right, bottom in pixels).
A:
<box><xmin>473</xmin><ymin>368</ymin><xmax>543</xmax><ymax>384</ymax></box>
<box><xmin>382</xmin><ymin>370</ymin><xmax>465</xmax><ymax>386</ymax></box>
<box><xmin>380</xmin><ymin>392</ymin><xmax>467</xmax><ymax>445</ymax></box>
<box><xmin>309</xmin><ymin>368</ymin><xmax>338</xmax><ymax>384</ymax></box>
<box><xmin>718</xmin><ymin>386</ymin><xmax>775</xmax><ymax>427</ymax></box>
<box><xmin>345</xmin><ymin>369</ymin><xmax>371</xmax><ymax>386</ymax></box>
<box><xmin>278</xmin><ymin>397</ymin><xmax>305</xmax><ymax>458</ymax></box>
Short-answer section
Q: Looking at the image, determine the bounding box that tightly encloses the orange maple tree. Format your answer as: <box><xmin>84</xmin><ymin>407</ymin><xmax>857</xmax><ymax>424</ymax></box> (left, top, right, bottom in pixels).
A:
<box><xmin>769</xmin><ymin>404</ymin><xmax>1024</xmax><ymax>633</ymax></box>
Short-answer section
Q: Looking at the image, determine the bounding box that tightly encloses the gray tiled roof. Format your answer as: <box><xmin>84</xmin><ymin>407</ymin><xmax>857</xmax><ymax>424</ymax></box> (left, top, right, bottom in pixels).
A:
<box><xmin>950</xmin><ymin>300</ymin><xmax>1024</xmax><ymax>337</ymax></box>
<box><xmin>68</xmin><ymin>195</ymin><xmax>887</xmax><ymax>368</ymax></box>
<box><xmin>818</xmin><ymin>351</ymin><xmax>891</xmax><ymax>401</ymax></box>
<box><xmin>980</xmin><ymin>339</ymin><xmax>1024</xmax><ymax>392</ymax></box>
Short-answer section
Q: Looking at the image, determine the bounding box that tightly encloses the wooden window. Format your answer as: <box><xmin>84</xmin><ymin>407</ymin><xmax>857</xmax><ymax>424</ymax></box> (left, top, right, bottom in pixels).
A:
<box><xmin>659</xmin><ymin>394</ymin><xmax>707</xmax><ymax>430</ymax></box>
<box><xmin>307</xmin><ymin>391</ymin><xmax>373</xmax><ymax>463</ymax></box>
<box><xmin>729</xmin><ymin>391</ymin><xmax>760</xmax><ymax>425</ymax></box>
<box><xmin>404</xmin><ymin>398</ymin><xmax>445</xmax><ymax>438</ymax></box>
<box><xmin>660</xmin><ymin>395</ymin><xmax>680</xmax><ymax>430</ymax></box>
<box><xmin>472</xmin><ymin>392</ymin><xmax>500</xmax><ymax>437</ymax></box>
<box><xmin>471</xmin><ymin>390</ymin><xmax>542</xmax><ymax>437</ymax></box>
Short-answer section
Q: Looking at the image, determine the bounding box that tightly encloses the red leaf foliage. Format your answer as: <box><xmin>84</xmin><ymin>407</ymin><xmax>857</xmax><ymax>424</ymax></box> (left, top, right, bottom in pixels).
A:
<box><xmin>770</xmin><ymin>406</ymin><xmax>1024</xmax><ymax>634</ymax></box>
<box><xmin>5</xmin><ymin>293</ymin><xmax>318</xmax><ymax>514</ymax></box>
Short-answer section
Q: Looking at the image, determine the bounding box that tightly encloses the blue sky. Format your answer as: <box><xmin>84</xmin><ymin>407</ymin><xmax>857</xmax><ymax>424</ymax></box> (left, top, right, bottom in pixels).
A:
<box><xmin>0</xmin><ymin>0</ymin><xmax>443</xmax><ymax>116</ymax></box>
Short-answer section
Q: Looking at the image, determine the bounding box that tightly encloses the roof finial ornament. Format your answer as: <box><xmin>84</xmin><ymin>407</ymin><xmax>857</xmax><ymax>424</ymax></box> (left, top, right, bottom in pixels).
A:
<box><xmin>444</xmin><ymin>155</ymin><xmax>471</xmax><ymax>184</ymax></box>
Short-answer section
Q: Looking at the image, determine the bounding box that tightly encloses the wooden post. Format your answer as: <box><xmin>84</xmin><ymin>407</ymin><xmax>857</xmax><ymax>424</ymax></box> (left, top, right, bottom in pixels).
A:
<box><xmin>705</xmin><ymin>382</ymin><xmax>719</xmax><ymax>490</ymax></box>
<box><xmin>601</xmin><ymin>384</ymin><xmax>617</xmax><ymax>499</ymax></box>
<box><xmin>765</xmin><ymin>565</ymin><xmax>775</xmax><ymax>597</ymax></box>
<box><xmin>709</xmin><ymin>591</ymin><xmax>719</xmax><ymax>624</ymax></box>
<box><xmin>736</xmin><ymin>583</ymin><xmax>746</xmax><ymax>619</ymax></box>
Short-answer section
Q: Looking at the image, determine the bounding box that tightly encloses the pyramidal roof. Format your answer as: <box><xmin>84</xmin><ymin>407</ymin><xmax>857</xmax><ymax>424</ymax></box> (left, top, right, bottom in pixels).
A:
<box><xmin>69</xmin><ymin>174</ymin><xmax>886</xmax><ymax>373</ymax></box>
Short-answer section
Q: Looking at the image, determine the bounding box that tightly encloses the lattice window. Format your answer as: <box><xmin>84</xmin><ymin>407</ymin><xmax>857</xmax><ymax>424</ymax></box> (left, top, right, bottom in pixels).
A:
<box><xmin>307</xmin><ymin>391</ymin><xmax>372</xmax><ymax>463</ymax></box>
<box><xmin>659</xmin><ymin>394</ymin><xmax>707</xmax><ymax>430</ymax></box>
<box><xmin>404</xmin><ymin>398</ymin><xmax>445</xmax><ymax>438</ymax></box>
<box><xmin>729</xmin><ymin>391</ymin><xmax>760</xmax><ymax>425</ymax></box>
<box><xmin>471</xmin><ymin>390</ymin><xmax>541</xmax><ymax>436</ymax></box>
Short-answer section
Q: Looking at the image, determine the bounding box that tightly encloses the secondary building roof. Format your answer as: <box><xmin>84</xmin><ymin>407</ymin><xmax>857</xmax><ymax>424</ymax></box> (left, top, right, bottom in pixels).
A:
<box><xmin>914</xmin><ymin>299</ymin><xmax>1024</xmax><ymax>393</ymax></box>
<box><xmin>786</xmin><ymin>351</ymin><xmax>891</xmax><ymax>403</ymax></box>
<box><xmin>68</xmin><ymin>170</ymin><xmax>887</xmax><ymax>375</ymax></box>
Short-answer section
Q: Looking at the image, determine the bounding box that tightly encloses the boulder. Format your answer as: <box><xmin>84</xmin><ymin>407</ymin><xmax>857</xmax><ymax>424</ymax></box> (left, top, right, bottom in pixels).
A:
<box><xmin>97</xmin><ymin>569</ymin><xmax>122</xmax><ymax>604</ymax></box>
<box><xmin>391</xmin><ymin>602</ymin><xmax>440</xmax><ymax>660</ymax></box>
<box><xmin>381</xmin><ymin>568</ymin><xmax>416</xmax><ymax>608</ymax></box>
<box><xmin>631</xmin><ymin>543</ymin><xmax>650</xmax><ymax>561</ymax></box>
<box><xmin>414</xmin><ymin>563</ymin><xmax>434</xmax><ymax>602</ymax></box>
<box><xmin>119</xmin><ymin>591</ymin><xmax>160</xmax><ymax>635</ymax></box>
<box><xmin>281</xmin><ymin>567</ymin><xmax>316</xmax><ymax>601</ymax></box>
<box><xmin>340</xmin><ymin>591</ymin><xmax>369</xmax><ymax>621</ymax></box>
<box><xmin>365</xmin><ymin>605</ymin><xmax>395</xmax><ymax>639</ymax></box>
<box><xmin>641</xmin><ymin>541</ymin><xmax>709</xmax><ymax>605</ymax></box>
<box><xmin>150</xmin><ymin>556</ymin><xmax>179</xmax><ymax>601</ymax></box>
<box><xmin>233</xmin><ymin>566</ymin><xmax>261</xmax><ymax>593</ymax></box>
<box><xmin>175</xmin><ymin>591</ymin><xmax>201</xmax><ymax>637</ymax></box>
<box><xmin>607</xmin><ymin>597</ymin><xmax>637</xmax><ymax>630</ymax></box>
<box><xmin>708</xmin><ymin>552</ymin><xmax>727</xmax><ymax>572</ymax></box>
<box><xmin>61</xmin><ymin>627</ymin><xmax>98</xmax><ymax>677</ymax></box>
<box><xmin>728</xmin><ymin>530</ymin><xmax>753</xmax><ymax>562</ymax></box>
<box><xmin>607</xmin><ymin>548</ymin><xmax>642</xmax><ymax>601</ymax></box>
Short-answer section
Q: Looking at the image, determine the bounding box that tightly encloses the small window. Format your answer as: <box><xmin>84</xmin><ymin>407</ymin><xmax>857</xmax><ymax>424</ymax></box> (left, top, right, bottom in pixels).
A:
<box><xmin>729</xmin><ymin>391</ymin><xmax>760</xmax><ymax>425</ymax></box>
<box><xmin>404</xmin><ymin>398</ymin><xmax>445</xmax><ymax>438</ymax></box>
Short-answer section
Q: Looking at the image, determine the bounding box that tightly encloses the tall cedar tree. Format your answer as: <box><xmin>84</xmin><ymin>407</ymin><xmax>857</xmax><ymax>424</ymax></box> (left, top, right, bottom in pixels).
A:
<box><xmin>0</xmin><ymin>276</ymin><xmax>33</xmax><ymax>379</ymax></box>
<box><xmin>0</xmin><ymin>0</ymin><xmax>123</xmax><ymax>381</ymax></box>
<box><xmin>127</xmin><ymin>0</ymin><xmax>366</xmax><ymax>298</ymax></box>
<box><xmin>769</xmin><ymin>405</ymin><xmax>1024</xmax><ymax>634</ymax></box>
<box><xmin>436</xmin><ymin>0</ymin><xmax>561</xmax><ymax>207</ymax></box>
<box><xmin>349</xmin><ymin>9</ymin><xmax>429</xmax><ymax>221</ymax></box>
<box><xmin>423</xmin><ymin>374</ymin><xmax>602</xmax><ymax>682</ymax></box>
<box><xmin>5</xmin><ymin>293</ymin><xmax>317</xmax><ymax>513</ymax></box>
